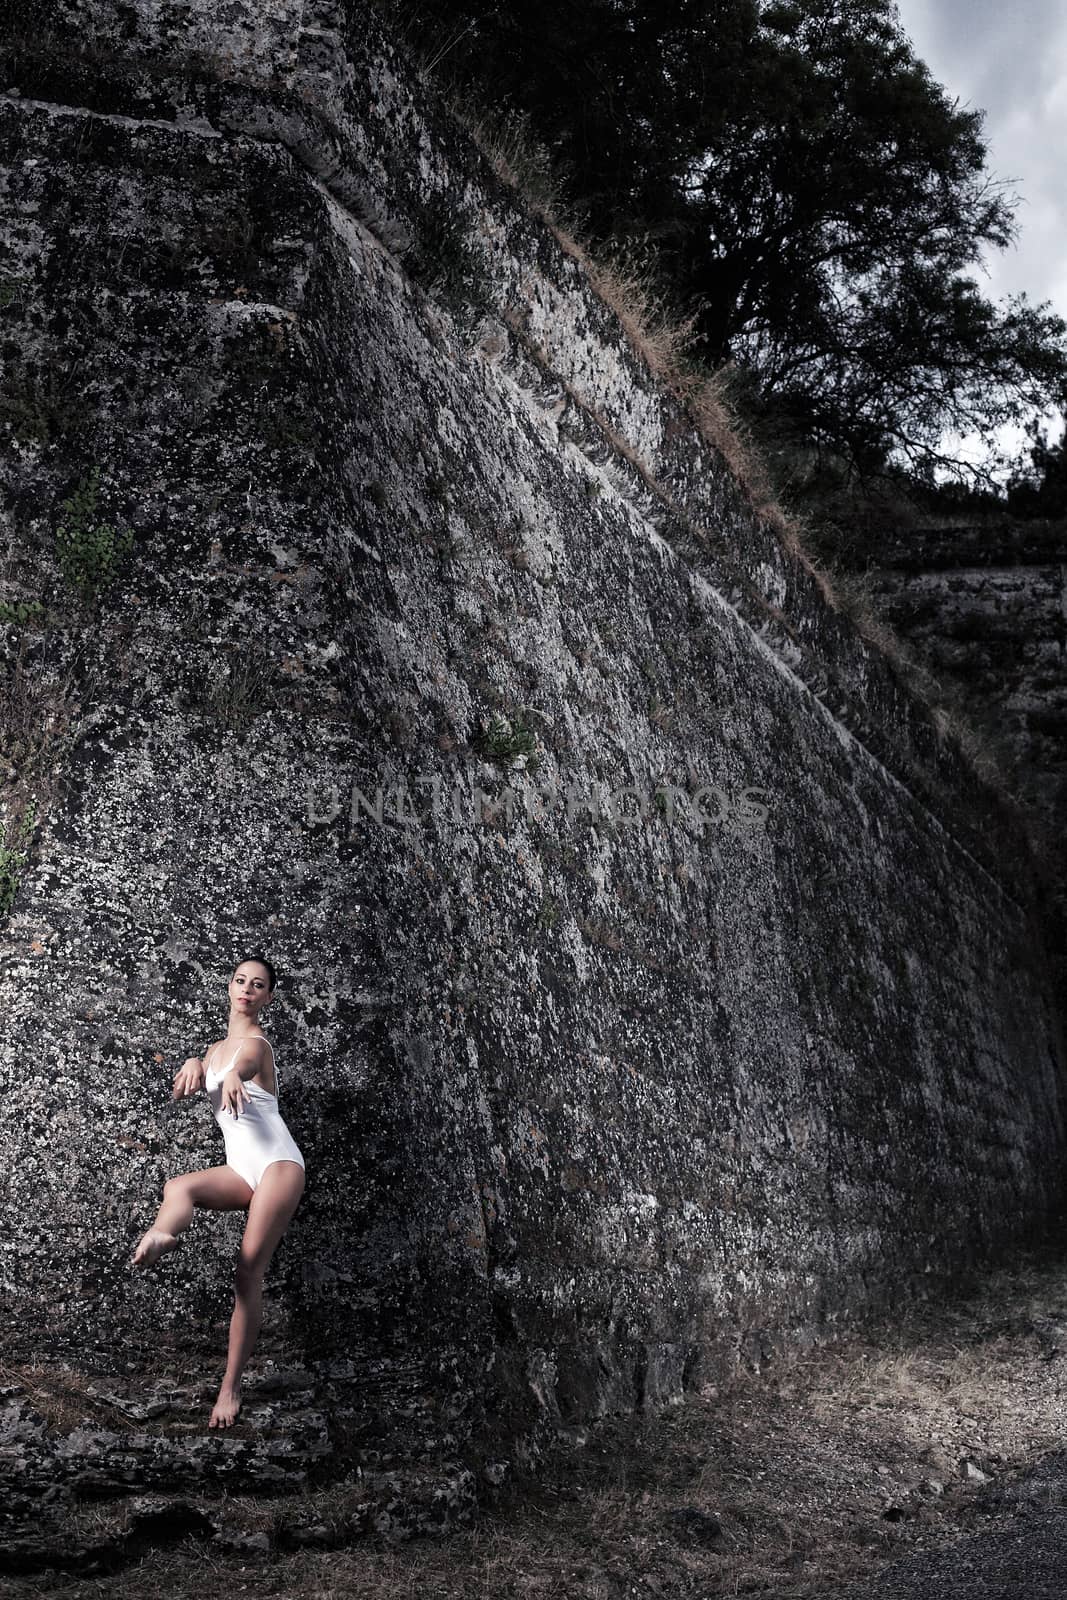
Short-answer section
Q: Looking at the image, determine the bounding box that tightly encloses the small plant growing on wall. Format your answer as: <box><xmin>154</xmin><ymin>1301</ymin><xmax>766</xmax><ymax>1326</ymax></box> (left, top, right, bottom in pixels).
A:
<box><xmin>182</xmin><ymin>642</ymin><xmax>277</xmax><ymax>735</ymax></box>
<box><xmin>0</xmin><ymin>800</ymin><xmax>36</xmax><ymax>919</ymax></box>
<box><xmin>406</xmin><ymin>195</ymin><xmax>494</xmax><ymax>315</ymax></box>
<box><xmin>471</xmin><ymin>711</ymin><xmax>538</xmax><ymax>766</ymax></box>
<box><xmin>536</xmin><ymin>892</ymin><xmax>560</xmax><ymax>930</ymax></box>
<box><xmin>54</xmin><ymin>468</ymin><xmax>133</xmax><ymax>601</ymax></box>
<box><xmin>0</xmin><ymin>599</ymin><xmax>44</xmax><ymax>626</ymax></box>
<box><xmin>0</xmin><ymin>359</ymin><xmax>84</xmax><ymax>446</ymax></box>
<box><xmin>0</xmin><ymin>275</ymin><xmax>29</xmax><ymax>309</ymax></box>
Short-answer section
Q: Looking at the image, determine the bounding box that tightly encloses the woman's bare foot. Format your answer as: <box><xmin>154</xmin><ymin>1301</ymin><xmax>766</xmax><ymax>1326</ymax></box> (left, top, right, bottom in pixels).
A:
<box><xmin>209</xmin><ymin>1383</ymin><xmax>241</xmax><ymax>1429</ymax></box>
<box><xmin>131</xmin><ymin>1229</ymin><xmax>179</xmax><ymax>1267</ymax></box>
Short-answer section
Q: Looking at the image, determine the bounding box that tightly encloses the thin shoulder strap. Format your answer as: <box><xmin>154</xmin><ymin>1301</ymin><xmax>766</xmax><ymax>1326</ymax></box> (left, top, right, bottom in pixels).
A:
<box><xmin>208</xmin><ymin>1036</ymin><xmax>278</xmax><ymax>1088</ymax></box>
<box><xmin>204</xmin><ymin>1042</ymin><xmax>230</xmax><ymax>1074</ymax></box>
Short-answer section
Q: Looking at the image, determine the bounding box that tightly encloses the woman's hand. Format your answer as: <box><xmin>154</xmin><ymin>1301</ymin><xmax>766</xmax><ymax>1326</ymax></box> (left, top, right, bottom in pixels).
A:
<box><xmin>172</xmin><ymin>1057</ymin><xmax>206</xmax><ymax>1100</ymax></box>
<box><xmin>221</xmin><ymin>1068</ymin><xmax>250</xmax><ymax>1119</ymax></box>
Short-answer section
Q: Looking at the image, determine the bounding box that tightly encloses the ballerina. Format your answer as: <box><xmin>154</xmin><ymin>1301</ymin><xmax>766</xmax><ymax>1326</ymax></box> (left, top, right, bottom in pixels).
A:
<box><xmin>132</xmin><ymin>955</ymin><xmax>306</xmax><ymax>1429</ymax></box>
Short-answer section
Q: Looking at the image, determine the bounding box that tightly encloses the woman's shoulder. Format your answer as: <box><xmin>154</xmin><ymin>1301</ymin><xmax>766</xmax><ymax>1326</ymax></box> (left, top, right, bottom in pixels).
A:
<box><xmin>213</xmin><ymin>1033</ymin><xmax>274</xmax><ymax>1063</ymax></box>
<box><xmin>203</xmin><ymin>1034</ymin><xmax>271</xmax><ymax>1061</ymax></box>
<box><xmin>243</xmin><ymin>1033</ymin><xmax>276</xmax><ymax>1090</ymax></box>
<box><xmin>205</xmin><ymin>1032</ymin><xmax>272</xmax><ymax>1048</ymax></box>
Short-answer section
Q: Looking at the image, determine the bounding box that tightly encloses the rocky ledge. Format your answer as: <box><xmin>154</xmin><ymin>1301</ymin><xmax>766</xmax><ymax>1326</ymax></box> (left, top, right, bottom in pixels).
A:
<box><xmin>0</xmin><ymin>1340</ymin><xmax>481</xmax><ymax>1574</ymax></box>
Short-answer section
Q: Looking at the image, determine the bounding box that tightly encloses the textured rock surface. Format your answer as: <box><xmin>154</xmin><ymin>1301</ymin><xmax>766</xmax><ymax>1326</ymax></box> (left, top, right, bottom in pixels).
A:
<box><xmin>0</xmin><ymin>1346</ymin><xmax>477</xmax><ymax>1572</ymax></box>
<box><xmin>0</xmin><ymin>0</ymin><xmax>1066</xmax><ymax>1559</ymax></box>
<box><xmin>865</xmin><ymin>518</ymin><xmax>1067</xmax><ymax>912</ymax></box>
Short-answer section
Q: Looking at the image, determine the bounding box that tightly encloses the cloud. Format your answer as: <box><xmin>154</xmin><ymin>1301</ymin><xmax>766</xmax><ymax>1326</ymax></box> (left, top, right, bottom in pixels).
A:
<box><xmin>899</xmin><ymin>0</ymin><xmax>1064</xmax><ymax>101</ymax></box>
<box><xmin>896</xmin><ymin>0</ymin><xmax>1067</xmax><ymax>315</ymax></box>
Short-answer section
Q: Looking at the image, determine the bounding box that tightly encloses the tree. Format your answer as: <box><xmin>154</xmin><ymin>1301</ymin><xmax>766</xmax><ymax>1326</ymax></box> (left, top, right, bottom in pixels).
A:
<box><xmin>378</xmin><ymin>0</ymin><xmax>1067</xmax><ymax>490</ymax></box>
<box><xmin>1007</xmin><ymin>415</ymin><xmax>1067</xmax><ymax>517</ymax></box>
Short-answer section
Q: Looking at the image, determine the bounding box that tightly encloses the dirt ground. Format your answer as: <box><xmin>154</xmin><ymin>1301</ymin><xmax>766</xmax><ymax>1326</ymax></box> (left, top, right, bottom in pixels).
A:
<box><xmin>8</xmin><ymin>1223</ymin><xmax>1067</xmax><ymax>1600</ymax></box>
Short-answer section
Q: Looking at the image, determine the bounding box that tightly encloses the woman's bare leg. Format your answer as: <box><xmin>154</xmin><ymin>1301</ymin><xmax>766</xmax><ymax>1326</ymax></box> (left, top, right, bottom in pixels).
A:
<box><xmin>210</xmin><ymin>1160</ymin><xmax>305</xmax><ymax>1429</ymax></box>
<box><xmin>132</xmin><ymin>1166</ymin><xmax>253</xmax><ymax>1266</ymax></box>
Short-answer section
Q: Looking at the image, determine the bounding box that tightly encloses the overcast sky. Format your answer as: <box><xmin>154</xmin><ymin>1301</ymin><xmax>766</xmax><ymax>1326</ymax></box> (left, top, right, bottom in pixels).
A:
<box><xmin>893</xmin><ymin>0</ymin><xmax>1066</xmax><ymax>464</ymax></box>
<box><xmin>895</xmin><ymin>0</ymin><xmax>1066</xmax><ymax>320</ymax></box>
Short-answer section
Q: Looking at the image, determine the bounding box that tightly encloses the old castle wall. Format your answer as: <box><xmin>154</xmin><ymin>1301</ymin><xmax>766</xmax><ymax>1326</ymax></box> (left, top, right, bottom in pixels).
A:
<box><xmin>0</xmin><ymin>0</ymin><xmax>1064</xmax><ymax>1474</ymax></box>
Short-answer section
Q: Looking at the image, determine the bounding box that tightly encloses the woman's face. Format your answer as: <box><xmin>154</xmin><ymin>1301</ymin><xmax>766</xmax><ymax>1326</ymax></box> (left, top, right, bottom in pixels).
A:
<box><xmin>229</xmin><ymin>962</ymin><xmax>272</xmax><ymax>1022</ymax></box>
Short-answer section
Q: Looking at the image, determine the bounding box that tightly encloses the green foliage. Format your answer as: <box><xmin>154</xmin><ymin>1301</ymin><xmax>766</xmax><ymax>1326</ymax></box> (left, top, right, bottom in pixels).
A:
<box><xmin>192</xmin><ymin>644</ymin><xmax>276</xmax><ymax>734</ymax></box>
<box><xmin>0</xmin><ymin>276</ymin><xmax>29</xmax><ymax>309</ymax></box>
<box><xmin>385</xmin><ymin>0</ymin><xmax>1067</xmax><ymax>490</ymax></box>
<box><xmin>0</xmin><ymin>360</ymin><xmax>83</xmax><ymax>444</ymax></box>
<box><xmin>472</xmin><ymin>712</ymin><xmax>537</xmax><ymax>765</ymax></box>
<box><xmin>407</xmin><ymin>194</ymin><xmax>493</xmax><ymax>312</ymax></box>
<box><xmin>54</xmin><ymin>468</ymin><xmax>133</xmax><ymax>601</ymax></box>
<box><xmin>0</xmin><ymin>801</ymin><xmax>36</xmax><ymax>919</ymax></box>
<box><xmin>0</xmin><ymin>598</ymin><xmax>44</xmax><ymax>626</ymax></box>
<box><xmin>536</xmin><ymin>892</ymin><xmax>560</xmax><ymax>929</ymax></box>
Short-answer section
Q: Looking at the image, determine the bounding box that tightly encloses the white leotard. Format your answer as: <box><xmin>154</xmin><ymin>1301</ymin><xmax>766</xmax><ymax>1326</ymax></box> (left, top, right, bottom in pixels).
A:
<box><xmin>203</xmin><ymin>1035</ymin><xmax>305</xmax><ymax>1192</ymax></box>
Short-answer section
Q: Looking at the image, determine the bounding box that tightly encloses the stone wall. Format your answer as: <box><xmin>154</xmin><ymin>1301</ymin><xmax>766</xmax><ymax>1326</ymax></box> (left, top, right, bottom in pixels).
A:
<box><xmin>865</xmin><ymin>517</ymin><xmax>1067</xmax><ymax>923</ymax></box>
<box><xmin>1</xmin><ymin>0</ymin><xmax>1065</xmax><ymax>1487</ymax></box>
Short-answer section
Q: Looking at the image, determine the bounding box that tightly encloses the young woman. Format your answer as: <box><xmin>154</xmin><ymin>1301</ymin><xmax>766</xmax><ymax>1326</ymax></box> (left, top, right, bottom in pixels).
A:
<box><xmin>131</xmin><ymin>956</ymin><xmax>306</xmax><ymax>1429</ymax></box>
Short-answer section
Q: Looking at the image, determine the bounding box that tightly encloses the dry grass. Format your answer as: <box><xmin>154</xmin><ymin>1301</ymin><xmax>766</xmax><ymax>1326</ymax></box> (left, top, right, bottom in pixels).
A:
<box><xmin>0</xmin><ymin>1359</ymin><xmax>107</xmax><ymax>1433</ymax></box>
<box><xmin>809</xmin><ymin>557</ymin><xmax>1024</xmax><ymax>795</ymax></box>
<box><xmin>441</xmin><ymin>93</ymin><xmax>837</xmax><ymax>581</ymax></box>
<box><xmin>10</xmin><ymin>1232</ymin><xmax>1067</xmax><ymax>1599</ymax></box>
<box><xmin>420</xmin><ymin>88</ymin><xmax>1032</xmax><ymax>820</ymax></box>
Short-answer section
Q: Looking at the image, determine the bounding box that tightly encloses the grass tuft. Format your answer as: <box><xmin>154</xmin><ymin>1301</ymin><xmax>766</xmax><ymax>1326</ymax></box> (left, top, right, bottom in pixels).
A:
<box><xmin>392</xmin><ymin>34</ymin><xmax>1030</xmax><ymax>821</ymax></box>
